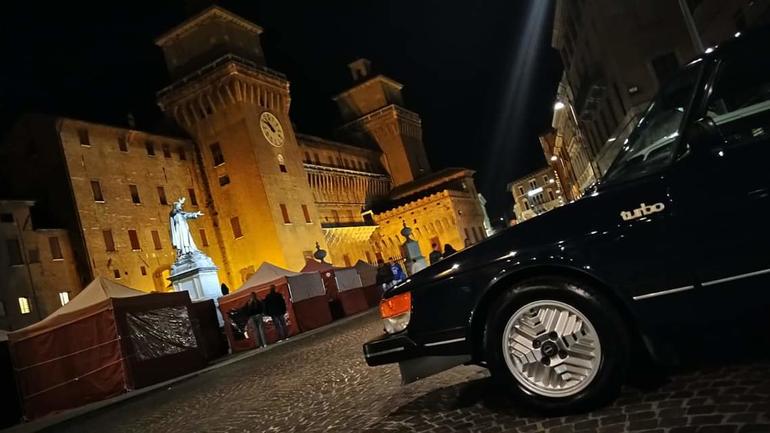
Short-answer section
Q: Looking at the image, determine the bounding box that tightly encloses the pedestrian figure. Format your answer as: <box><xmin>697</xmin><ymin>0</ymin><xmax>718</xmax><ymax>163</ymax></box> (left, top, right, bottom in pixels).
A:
<box><xmin>443</xmin><ymin>243</ymin><xmax>457</xmax><ymax>258</ymax></box>
<box><xmin>264</xmin><ymin>285</ymin><xmax>288</xmax><ymax>341</ymax></box>
<box><xmin>391</xmin><ymin>261</ymin><xmax>407</xmax><ymax>284</ymax></box>
<box><xmin>246</xmin><ymin>292</ymin><xmax>267</xmax><ymax>348</ymax></box>
<box><xmin>429</xmin><ymin>243</ymin><xmax>443</xmax><ymax>265</ymax></box>
<box><xmin>376</xmin><ymin>259</ymin><xmax>394</xmax><ymax>293</ymax></box>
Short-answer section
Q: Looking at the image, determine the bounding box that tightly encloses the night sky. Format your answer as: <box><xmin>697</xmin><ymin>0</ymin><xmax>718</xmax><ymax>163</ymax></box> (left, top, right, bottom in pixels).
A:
<box><xmin>0</xmin><ymin>0</ymin><xmax>561</xmax><ymax>218</ymax></box>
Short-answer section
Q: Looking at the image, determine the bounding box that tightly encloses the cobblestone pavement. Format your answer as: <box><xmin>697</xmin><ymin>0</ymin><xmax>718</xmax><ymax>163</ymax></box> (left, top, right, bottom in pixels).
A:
<box><xmin>50</xmin><ymin>312</ymin><xmax>770</xmax><ymax>433</ymax></box>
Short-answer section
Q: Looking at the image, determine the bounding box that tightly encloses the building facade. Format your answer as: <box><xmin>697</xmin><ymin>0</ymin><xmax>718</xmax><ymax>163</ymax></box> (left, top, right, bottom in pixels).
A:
<box><xmin>507</xmin><ymin>167</ymin><xmax>565</xmax><ymax>222</ymax></box>
<box><xmin>548</xmin><ymin>0</ymin><xmax>770</xmax><ymax>194</ymax></box>
<box><xmin>0</xmin><ymin>6</ymin><xmax>486</xmax><ymax>314</ymax></box>
<box><xmin>0</xmin><ymin>201</ymin><xmax>81</xmax><ymax>330</ymax></box>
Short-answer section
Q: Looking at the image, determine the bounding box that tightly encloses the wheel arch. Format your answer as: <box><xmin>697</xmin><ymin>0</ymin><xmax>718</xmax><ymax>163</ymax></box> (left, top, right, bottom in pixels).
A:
<box><xmin>468</xmin><ymin>264</ymin><xmax>653</xmax><ymax>364</ymax></box>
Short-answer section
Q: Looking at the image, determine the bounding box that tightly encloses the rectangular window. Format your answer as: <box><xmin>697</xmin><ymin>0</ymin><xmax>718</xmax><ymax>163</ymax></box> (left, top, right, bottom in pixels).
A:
<box><xmin>113</xmin><ymin>269</ymin><xmax>121</xmax><ymax>279</ymax></box>
<box><xmin>151</xmin><ymin>230</ymin><xmax>162</xmax><ymax>250</ymax></box>
<box><xmin>517</xmin><ymin>186</ymin><xmax>524</xmax><ymax>196</ymax></box>
<box><xmin>157</xmin><ymin>186</ymin><xmax>168</xmax><ymax>205</ymax></box>
<box><xmin>188</xmin><ymin>189</ymin><xmax>198</xmax><ymax>206</ymax></box>
<box><xmin>128</xmin><ymin>230</ymin><xmax>141</xmax><ymax>251</ymax></box>
<box><xmin>6</xmin><ymin>239</ymin><xmax>23</xmax><ymax>265</ymax></box>
<box><xmin>279</xmin><ymin>163</ymin><xmax>287</xmax><ymax>173</ymax></box>
<box><xmin>301</xmin><ymin>204</ymin><xmax>311</xmax><ymax>223</ymax></box>
<box><xmin>332</xmin><ymin>209</ymin><xmax>340</xmax><ymax>223</ymax></box>
<box><xmin>162</xmin><ymin>143</ymin><xmax>171</xmax><ymax>158</ymax></box>
<box><xmin>199</xmin><ymin>228</ymin><xmax>209</xmax><ymax>247</ymax></box>
<box><xmin>140</xmin><ymin>266</ymin><xmax>147</xmax><ymax>276</ymax></box>
<box><xmin>230</xmin><ymin>217</ymin><xmax>243</xmax><ymax>239</ymax></box>
<box><xmin>280</xmin><ymin>204</ymin><xmax>291</xmax><ymax>224</ymax></box>
<box><xmin>129</xmin><ymin>185</ymin><xmax>141</xmax><ymax>204</ymax></box>
<box><xmin>542</xmin><ymin>175</ymin><xmax>549</xmax><ymax>184</ymax></box>
<box><xmin>118</xmin><ymin>136</ymin><xmax>128</xmax><ymax>152</ymax></box>
<box><xmin>179</xmin><ymin>148</ymin><xmax>187</xmax><ymax>161</ymax></box>
<box><xmin>49</xmin><ymin>237</ymin><xmax>63</xmax><ymax>260</ymax></box>
<box><xmin>91</xmin><ymin>180</ymin><xmax>104</xmax><ymax>202</ymax></box>
<box><xmin>528</xmin><ymin>179</ymin><xmax>537</xmax><ymax>189</ymax></box>
<box><xmin>314</xmin><ymin>153</ymin><xmax>320</xmax><ymax>164</ymax></box>
<box><xmin>18</xmin><ymin>297</ymin><xmax>31</xmax><ymax>314</ymax></box>
<box><xmin>103</xmin><ymin>230</ymin><xmax>116</xmax><ymax>252</ymax></box>
<box><xmin>58</xmin><ymin>291</ymin><xmax>70</xmax><ymax>306</ymax></box>
<box><xmin>0</xmin><ymin>213</ymin><xmax>13</xmax><ymax>223</ymax></box>
<box><xmin>78</xmin><ymin>128</ymin><xmax>90</xmax><ymax>146</ymax></box>
<box><xmin>28</xmin><ymin>248</ymin><xmax>40</xmax><ymax>263</ymax></box>
<box><xmin>145</xmin><ymin>140</ymin><xmax>155</xmax><ymax>156</ymax></box>
<box><xmin>218</xmin><ymin>174</ymin><xmax>231</xmax><ymax>186</ymax></box>
<box><xmin>210</xmin><ymin>142</ymin><xmax>225</xmax><ymax>166</ymax></box>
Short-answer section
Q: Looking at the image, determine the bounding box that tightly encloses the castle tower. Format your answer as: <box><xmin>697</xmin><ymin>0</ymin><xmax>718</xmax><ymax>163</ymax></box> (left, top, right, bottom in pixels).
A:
<box><xmin>334</xmin><ymin>59</ymin><xmax>431</xmax><ymax>187</ymax></box>
<box><xmin>156</xmin><ymin>6</ymin><xmax>326</xmax><ymax>276</ymax></box>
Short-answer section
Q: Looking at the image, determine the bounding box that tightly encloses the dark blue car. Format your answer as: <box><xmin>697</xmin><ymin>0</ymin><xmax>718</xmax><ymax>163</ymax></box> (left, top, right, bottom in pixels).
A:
<box><xmin>364</xmin><ymin>30</ymin><xmax>770</xmax><ymax>413</ymax></box>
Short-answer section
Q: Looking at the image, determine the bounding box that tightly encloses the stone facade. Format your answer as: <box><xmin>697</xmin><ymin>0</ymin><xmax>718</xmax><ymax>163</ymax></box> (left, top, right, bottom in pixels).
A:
<box><xmin>0</xmin><ymin>6</ymin><xmax>487</xmax><ymax>324</ymax></box>
<box><xmin>508</xmin><ymin>167</ymin><xmax>565</xmax><ymax>222</ymax></box>
<box><xmin>0</xmin><ymin>201</ymin><xmax>80</xmax><ymax>331</ymax></box>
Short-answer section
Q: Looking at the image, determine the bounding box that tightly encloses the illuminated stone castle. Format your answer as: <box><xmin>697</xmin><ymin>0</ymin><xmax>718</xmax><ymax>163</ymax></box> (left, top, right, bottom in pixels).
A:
<box><xmin>0</xmin><ymin>6</ymin><xmax>486</xmax><ymax>304</ymax></box>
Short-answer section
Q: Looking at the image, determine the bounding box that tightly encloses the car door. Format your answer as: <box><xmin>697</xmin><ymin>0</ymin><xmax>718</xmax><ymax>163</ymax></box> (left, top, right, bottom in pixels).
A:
<box><xmin>680</xmin><ymin>39</ymin><xmax>770</xmax><ymax>310</ymax></box>
<box><xmin>598</xmin><ymin>63</ymin><xmax>705</xmax><ymax>307</ymax></box>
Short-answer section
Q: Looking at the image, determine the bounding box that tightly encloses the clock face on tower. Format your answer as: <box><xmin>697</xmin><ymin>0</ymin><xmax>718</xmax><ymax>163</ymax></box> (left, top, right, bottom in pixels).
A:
<box><xmin>259</xmin><ymin>111</ymin><xmax>285</xmax><ymax>147</ymax></box>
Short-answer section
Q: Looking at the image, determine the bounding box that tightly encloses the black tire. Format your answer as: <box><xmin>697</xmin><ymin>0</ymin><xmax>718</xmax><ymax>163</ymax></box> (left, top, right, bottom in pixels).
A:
<box><xmin>484</xmin><ymin>276</ymin><xmax>630</xmax><ymax>415</ymax></box>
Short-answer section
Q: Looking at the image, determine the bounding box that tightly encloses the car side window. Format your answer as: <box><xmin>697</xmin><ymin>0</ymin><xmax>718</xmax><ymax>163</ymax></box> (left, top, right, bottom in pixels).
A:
<box><xmin>603</xmin><ymin>65</ymin><xmax>701</xmax><ymax>184</ymax></box>
<box><xmin>706</xmin><ymin>48</ymin><xmax>770</xmax><ymax>148</ymax></box>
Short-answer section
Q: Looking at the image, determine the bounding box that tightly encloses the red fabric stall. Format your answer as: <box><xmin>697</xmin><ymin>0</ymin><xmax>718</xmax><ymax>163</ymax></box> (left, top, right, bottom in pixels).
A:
<box><xmin>218</xmin><ymin>263</ymin><xmax>320</xmax><ymax>352</ymax></box>
<box><xmin>8</xmin><ymin>278</ymin><xmax>204</xmax><ymax>419</ymax></box>
<box><xmin>355</xmin><ymin>261</ymin><xmax>383</xmax><ymax>307</ymax></box>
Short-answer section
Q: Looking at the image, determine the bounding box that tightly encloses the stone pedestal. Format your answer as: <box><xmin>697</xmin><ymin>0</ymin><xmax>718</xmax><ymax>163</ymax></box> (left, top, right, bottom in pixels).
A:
<box><xmin>403</xmin><ymin>239</ymin><xmax>427</xmax><ymax>275</ymax></box>
<box><xmin>170</xmin><ymin>251</ymin><xmax>223</xmax><ymax>325</ymax></box>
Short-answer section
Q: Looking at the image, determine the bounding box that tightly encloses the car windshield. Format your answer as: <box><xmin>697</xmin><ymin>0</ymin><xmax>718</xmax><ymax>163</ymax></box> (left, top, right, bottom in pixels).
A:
<box><xmin>602</xmin><ymin>63</ymin><xmax>703</xmax><ymax>184</ymax></box>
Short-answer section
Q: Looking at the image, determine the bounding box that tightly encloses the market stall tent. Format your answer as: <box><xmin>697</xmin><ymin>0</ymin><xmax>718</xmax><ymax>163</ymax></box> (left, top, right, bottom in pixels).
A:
<box><xmin>355</xmin><ymin>260</ymin><xmax>383</xmax><ymax>307</ymax></box>
<box><xmin>219</xmin><ymin>263</ymin><xmax>328</xmax><ymax>351</ymax></box>
<box><xmin>8</xmin><ymin>277</ymin><xmax>205</xmax><ymax>419</ymax></box>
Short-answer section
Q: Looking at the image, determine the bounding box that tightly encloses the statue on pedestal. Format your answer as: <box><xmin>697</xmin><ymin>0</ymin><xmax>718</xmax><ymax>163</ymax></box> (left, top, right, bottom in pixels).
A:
<box><xmin>167</xmin><ymin>197</ymin><xmax>223</xmax><ymax>325</ymax></box>
<box><xmin>169</xmin><ymin>197</ymin><xmax>203</xmax><ymax>257</ymax></box>
<box><xmin>401</xmin><ymin>221</ymin><xmax>427</xmax><ymax>275</ymax></box>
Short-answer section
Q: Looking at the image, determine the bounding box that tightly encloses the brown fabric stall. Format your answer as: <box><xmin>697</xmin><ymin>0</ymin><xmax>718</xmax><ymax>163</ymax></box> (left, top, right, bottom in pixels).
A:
<box><xmin>301</xmin><ymin>259</ymin><xmax>344</xmax><ymax>319</ymax></box>
<box><xmin>189</xmin><ymin>300</ymin><xmax>228</xmax><ymax>362</ymax></box>
<box><xmin>8</xmin><ymin>278</ymin><xmax>205</xmax><ymax>420</ymax></box>
<box><xmin>355</xmin><ymin>261</ymin><xmax>383</xmax><ymax>307</ymax></box>
<box><xmin>218</xmin><ymin>263</ymin><xmax>304</xmax><ymax>352</ymax></box>
<box><xmin>335</xmin><ymin>267</ymin><xmax>369</xmax><ymax>316</ymax></box>
<box><xmin>354</xmin><ymin>260</ymin><xmax>378</xmax><ymax>286</ymax></box>
<box><xmin>0</xmin><ymin>330</ymin><xmax>22</xmax><ymax>428</ymax></box>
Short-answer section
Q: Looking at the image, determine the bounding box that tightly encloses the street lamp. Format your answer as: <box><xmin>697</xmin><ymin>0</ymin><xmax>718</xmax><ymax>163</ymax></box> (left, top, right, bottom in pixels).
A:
<box><xmin>550</xmin><ymin>155</ymin><xmax>558</xmax><ymax>162</ymax></box>
<box><xmin>554</xmin><ymin>101</ymin><xmax>565</xmax><ymax>111</ymax></box>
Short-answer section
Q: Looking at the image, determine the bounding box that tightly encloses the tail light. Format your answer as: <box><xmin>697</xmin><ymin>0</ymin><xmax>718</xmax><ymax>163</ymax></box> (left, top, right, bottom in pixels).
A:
<box><xmin>380</xmin><ymin>291</ymin><xmax>411</xmax><ymax>334</ymax></box>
